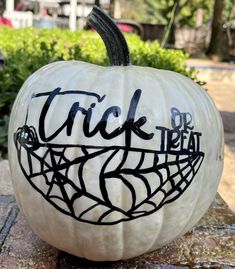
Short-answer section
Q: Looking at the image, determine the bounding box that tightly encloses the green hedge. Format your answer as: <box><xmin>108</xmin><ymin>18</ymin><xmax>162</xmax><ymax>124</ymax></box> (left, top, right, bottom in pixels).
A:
<box><xmin>0</xmin><ymin>27</ymin><xmax>198</xmax><ymax>158</ymax></box>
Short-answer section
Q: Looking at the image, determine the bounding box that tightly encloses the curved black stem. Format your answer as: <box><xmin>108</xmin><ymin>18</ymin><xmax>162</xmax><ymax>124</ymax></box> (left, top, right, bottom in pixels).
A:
<box><xmin>87</xmin><ymin>5</ymin><xmax>131</xmax><ymax>66</ymax></box>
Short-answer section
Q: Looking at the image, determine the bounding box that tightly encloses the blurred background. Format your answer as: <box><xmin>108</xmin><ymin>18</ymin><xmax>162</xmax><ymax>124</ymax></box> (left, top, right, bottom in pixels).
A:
<box><xmin>0</xmin><ymin>0</ymin><xmax>235</xmax><ymax>59</ymax></box>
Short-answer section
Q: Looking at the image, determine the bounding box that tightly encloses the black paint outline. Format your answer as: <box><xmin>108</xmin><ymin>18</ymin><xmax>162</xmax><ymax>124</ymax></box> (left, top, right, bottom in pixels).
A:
<box><xmin>13</xmin><ymin>88</ymin><xmax>205</xmax><ymax>225</ymax></box>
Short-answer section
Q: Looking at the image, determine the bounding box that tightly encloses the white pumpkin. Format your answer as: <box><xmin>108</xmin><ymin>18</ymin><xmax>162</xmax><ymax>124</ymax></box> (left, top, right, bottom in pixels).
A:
<box><xmin>8</xmin><ymin>6</ymin><xmax>223</xmax><ymax>261</ymax></box>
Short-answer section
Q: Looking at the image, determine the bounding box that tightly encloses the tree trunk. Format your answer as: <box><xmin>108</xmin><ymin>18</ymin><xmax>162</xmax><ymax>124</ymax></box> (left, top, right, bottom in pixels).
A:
<box><xmin>161</xmin><ymin>1</ymin><xmax>179</xmax><ymax>47</ymax></box>
<box><xmin>109</xmin><ymin>0</ymin><xmax>115</xmax><ymax>17</ymax></box>
<box><xmin>163</xmin><ymin>0</ymin><xmax>189</xmax><ymax>47</ymax></box>
<box><xmin>207</xmin><ymin>0</ymin><xmax>225</xmax><ymax>59</ymax></box>
<box><xmin>0</xmin><ymin>0</ymin><xmax>5</xmax><ymax>17</ymax></box>
<box><xmin>95</xmin><ymin>0</ymin><xmax>100</xmax><ymax>7</ymax></box>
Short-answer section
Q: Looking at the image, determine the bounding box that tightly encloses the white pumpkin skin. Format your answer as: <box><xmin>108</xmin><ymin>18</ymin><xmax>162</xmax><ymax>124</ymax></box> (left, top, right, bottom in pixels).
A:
<box><xmin>8</xmin><ymin>60</ymin><xmax>224</xmax><ymax>261</ymax></box>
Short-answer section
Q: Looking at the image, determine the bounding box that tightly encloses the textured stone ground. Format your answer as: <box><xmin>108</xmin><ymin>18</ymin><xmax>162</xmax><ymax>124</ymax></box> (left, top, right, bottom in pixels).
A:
<box><xmin>0</xmin><ymin>59</ymin><xmax>234</xmax><ymax>268</ymax></box>
<box><xmin>0</xmin><ymin>193</ymin><xmax>234</xmax><ymax>268</ymax></box>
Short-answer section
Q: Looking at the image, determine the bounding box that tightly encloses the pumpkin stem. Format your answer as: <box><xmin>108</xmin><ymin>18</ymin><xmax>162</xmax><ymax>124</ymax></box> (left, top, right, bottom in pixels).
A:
<box><xmin>87</xmin><ymin>6</ymin><xmax>131</xmax><ymax>66</ymax></box>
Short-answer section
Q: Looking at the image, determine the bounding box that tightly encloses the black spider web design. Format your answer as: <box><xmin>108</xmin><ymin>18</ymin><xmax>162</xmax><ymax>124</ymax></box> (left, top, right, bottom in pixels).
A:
<box><xmin>14</xmin><ymin>126</ymin><xmax>204</xmax><ymax>225</ymax></box>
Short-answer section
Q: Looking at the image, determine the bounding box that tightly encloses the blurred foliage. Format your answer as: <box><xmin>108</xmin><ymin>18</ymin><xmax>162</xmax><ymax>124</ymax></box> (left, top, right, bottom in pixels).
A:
<box><xmin>0</xmin><ymin>27</ymin><xmax>198</xmax><ymax>158</ymax></box>
<box><xmin>0</xmin><ymin>115</ymin><xmax>9</xmax><ymax>156</ymax></box>
<box><xmin>178</xmin><ymin>0</ymin><xmax>213</xmax><ymax>27</ymax></box>
<box><xmin>120</xmin><ymin>0</ymin><xmax>235</xmax><ymax>27</ymax></box>
<box><xmin>120</xmin><ymin>0</ymin><xmax>213</xmax><ymax>26</ymax></box>
<box><xmin>224</xmin><ymin>0</ymin><xmax>235</xmax><ymax>27</ymax></box>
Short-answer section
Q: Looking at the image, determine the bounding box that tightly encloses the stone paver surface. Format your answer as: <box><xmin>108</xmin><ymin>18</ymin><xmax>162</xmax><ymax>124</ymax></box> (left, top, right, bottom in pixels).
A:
<box><xmin>0</xmin><ymin>161</ymin><xmax>13</xmax><ymax>195</ymax></box>
<box><xmin>0</xmin><ymin>194</ymin><xmax>234</xmax><ymax>268</ymax></box>
<box><xmin>0</xmin><ymin>196</ymin><xmax>18</xmax><ymax>250</ymax></box>
<box><xmin>0</xmin><ymin>213</ymin><xmax>59</xmax><ymax>269</ymax></box>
